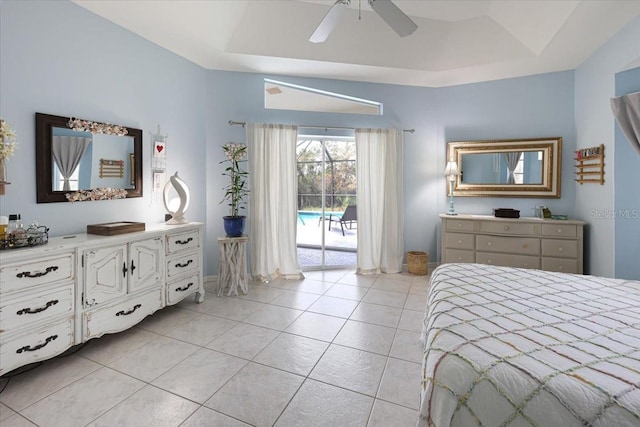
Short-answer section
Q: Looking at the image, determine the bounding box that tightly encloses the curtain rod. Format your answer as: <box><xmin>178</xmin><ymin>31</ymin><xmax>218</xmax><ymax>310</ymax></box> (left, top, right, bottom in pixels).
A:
<box><xmin>228</xmin><ymin>120</ymin><xmax>415</xmax><ymax>133</ymax></box>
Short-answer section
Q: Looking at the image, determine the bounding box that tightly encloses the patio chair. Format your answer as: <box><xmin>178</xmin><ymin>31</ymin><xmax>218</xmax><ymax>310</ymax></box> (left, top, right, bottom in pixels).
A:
<box><xmin>328</xmin><ymin>205</ymin><xmax>357</xmax><ymax>236</ymax></box>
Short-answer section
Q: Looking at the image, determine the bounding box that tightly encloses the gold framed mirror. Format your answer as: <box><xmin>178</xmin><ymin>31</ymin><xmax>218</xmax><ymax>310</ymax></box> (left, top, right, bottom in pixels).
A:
<box><xmin>447</xmin><ymin>137</ymin><xmax>562</xmax><ymax>198</ymax></box>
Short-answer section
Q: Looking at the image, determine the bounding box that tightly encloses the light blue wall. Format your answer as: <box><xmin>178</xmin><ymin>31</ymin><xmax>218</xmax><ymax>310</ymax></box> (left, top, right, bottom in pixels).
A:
<box><xmin>614</xmin><ymin>67</ymin><xmax>640</xmax><ymax>280</ymax></box>
<box><xmin>2</xmin><ymin>1</ymin><xmax>637</xmax><ymax>278</ymax></box>
<box><xmin>575</xmin><ymin>14</ymin><xmax>640</xmax><ymax>277</ymax></box>
<box><xmin>434</xmin><ymin>72</ymin><xmax>576</xmax><ymax>228</ymax></box>
<box><xmin>0</xmin><ymin>1</ymin><xmax>207</xmax><ymax>241</ymax></box>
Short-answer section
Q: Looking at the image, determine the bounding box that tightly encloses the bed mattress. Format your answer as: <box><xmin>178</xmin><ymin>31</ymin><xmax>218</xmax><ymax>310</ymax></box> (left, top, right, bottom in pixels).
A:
<box><xmin>419</xmin><ymin>263</ymin><xmax>640</xmax><ymax>427</ymax></box>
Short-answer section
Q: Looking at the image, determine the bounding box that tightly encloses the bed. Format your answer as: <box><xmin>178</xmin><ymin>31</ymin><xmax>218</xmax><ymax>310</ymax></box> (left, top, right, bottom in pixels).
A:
<box><xmin>419</xmin><ymin>263</ymin><xmax>640</xmax><ymax>427</ymax></box>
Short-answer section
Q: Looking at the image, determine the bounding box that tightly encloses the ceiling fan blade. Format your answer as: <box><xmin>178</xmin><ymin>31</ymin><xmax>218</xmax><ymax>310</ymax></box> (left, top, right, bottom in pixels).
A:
<box><xmin>368</xmin><ymin>0</ymin><xmax>417</xmax><ymax>37</ymax></box>
<box><xmin>309</xmin><ymin>0</ymin><xmax>351</xmax><ymax>43</ymax></box>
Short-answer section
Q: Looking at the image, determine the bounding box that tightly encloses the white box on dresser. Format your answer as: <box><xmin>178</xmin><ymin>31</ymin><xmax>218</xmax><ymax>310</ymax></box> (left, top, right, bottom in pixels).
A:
<box><xmin>0</xmin><ymin>222</ymin><xmax>204</xmax><ymax>376</ymax></box>
<box><xmin>440</xmin><ymin>214</ymin><xmax>585</xmax><ymax>274</ymax></box>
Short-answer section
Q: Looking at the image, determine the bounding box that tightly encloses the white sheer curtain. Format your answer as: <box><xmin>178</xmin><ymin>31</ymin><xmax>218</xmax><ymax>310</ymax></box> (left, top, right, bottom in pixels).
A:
<box><xmin>503</xmin><ymin>151</ymin><xmax>522</xmax><ymax>184</ymax></box>
<box><xmin>355</xmin><ymin>128</ymin><xmax>404</xmax><ymax>274</ymax></box>
<box><xmin>52</xmin><ymin>136</ymin><xmax>91</xmax><ymax>191</ymax></box>
<box><xmin>611</xmin><ymin>91</ymin><xmax>640</xmax><ymax>155</ymax></box>
<box><xmin>246</xmin><ymin>123</ymin><xmax>304</xmax><ymax>282</ymax></box>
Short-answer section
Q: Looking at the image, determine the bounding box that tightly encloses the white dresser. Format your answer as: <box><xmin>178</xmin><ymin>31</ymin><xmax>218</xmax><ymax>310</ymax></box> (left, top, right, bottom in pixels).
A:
<box><xmin>440</xmin><ymin>214</ymin><xmax>585</xmax><ymax>274</ymax></box>
<box><xmin>0</xmin><ymin>223</ymin><xmax>204</xmax><ymax>375</ymax></box>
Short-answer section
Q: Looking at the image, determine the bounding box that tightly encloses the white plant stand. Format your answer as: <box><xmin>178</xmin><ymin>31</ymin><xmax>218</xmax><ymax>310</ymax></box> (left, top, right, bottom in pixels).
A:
<box><xmin>217</xmin><ymin>235</ymin><xmax>249</xmax><ymax>296</ymax></box>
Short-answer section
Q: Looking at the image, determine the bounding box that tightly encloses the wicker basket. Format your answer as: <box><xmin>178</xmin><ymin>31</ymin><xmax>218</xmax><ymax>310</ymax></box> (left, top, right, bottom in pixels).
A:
<box><xmin>407</xmin><ymin>251</ymin><xmax>428</xmax><ymax>275</ymax></box>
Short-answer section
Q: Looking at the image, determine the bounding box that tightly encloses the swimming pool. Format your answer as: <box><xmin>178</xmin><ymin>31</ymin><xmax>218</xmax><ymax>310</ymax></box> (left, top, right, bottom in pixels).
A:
<box><xmin>297</xmin><ymin>210</ymin><xmax>344</xmax><ymax>224</ymax></box>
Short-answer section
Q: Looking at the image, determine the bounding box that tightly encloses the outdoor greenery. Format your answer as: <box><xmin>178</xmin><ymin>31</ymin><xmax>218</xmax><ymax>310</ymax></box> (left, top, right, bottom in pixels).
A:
<box><xmin>297</xmin><ymin>139</ymin><xmax>356</xmax><ymax>211</ymax></box>
<box><xmin>220</xmin><ymin>143</ymin><xmax>248</xmax><ymax>217</ymax></box>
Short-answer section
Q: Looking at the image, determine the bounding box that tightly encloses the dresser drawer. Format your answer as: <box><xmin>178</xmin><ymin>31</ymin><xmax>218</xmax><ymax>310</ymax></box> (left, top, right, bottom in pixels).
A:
<box><xmin>1</xmin><ymin>283</ymin><xmax>74</xmax><ymax>333</ymax></box>
<box><xmin>445</xmin><ymin>233</ymin><xmax>475</xmax><ymax>250</ymax></box>
<box><xmin>477</xmin><ymin>252</ymin><xmax>540</xmax><ymax>270</ymax></box>
<box><xmin>542</xmin><ymin>239</ymin><xmax>578</xmax><ymax>259</ymax></box>
<box><xmin>167</xmin><ymin>252</ymin><xmax>200</xmax><ymax>278</ymax></box>
<box><xmin>167</xmin><ymin>273</ymin><xmax>201</xmax><ymax>306</ymax></box>
<box><xmin>83</xmin><ymin>288</ymin><xmax>163</xmax><ymax>340</ymax></box>
<box><xmin>445</xmin><ymin>219</ymin><xmax>475</xmax><ymax>232</ymax></box>
<box><xmin>541</xmin><ymin>224</ymin><xmax>577</xmax><ymax>238</ymax></box>
<box><xmin>444</xmin><ymin>249</ymin><xmax>475</xmax><ymax>263</ymax></box>
<box><xmin>166</xmin><ymin>230</ymin><xmax>200</xmax><ymax>255</ymax></box>
<box><xmin>478</xmin><ymin>221</ymin><xmax>539</xmax><ymax>236</ymax></box>
<box><xmin>0</xmin><ymin>317</ymin><xmax>74</xmax><ymax>375</ymax></box>
<box><xmin>0</xmin><ymin>253</ymin><xmax>75</xmax><ymax>294</ymax></box>
<box><xmin>542</xmin><ymin>257</ymin><xmax>578</xmax><ymax>274</ymax></box>
<box><xmin>476</xmin><ymin>235</ymin><xmax>540</xmax><ymax>256</ymax></box>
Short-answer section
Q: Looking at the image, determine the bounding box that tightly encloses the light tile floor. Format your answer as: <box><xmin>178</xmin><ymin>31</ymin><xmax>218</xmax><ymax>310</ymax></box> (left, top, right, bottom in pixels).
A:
<box><xmin>0</xmin><ymin>269</ymin><xmax>429</xmax><ymax>427</ymax></box>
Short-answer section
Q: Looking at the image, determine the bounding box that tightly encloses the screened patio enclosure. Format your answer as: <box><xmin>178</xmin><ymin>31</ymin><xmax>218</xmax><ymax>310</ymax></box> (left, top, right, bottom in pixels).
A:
<box><xmin>296</xmin><ymin>137</ymin><xmax>357</xmax><ymax>269</ymax></box>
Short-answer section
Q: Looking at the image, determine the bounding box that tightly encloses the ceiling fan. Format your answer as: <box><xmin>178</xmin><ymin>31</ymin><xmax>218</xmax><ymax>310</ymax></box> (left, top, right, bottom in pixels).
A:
<box><xmin>309</xmin><ymin>0</ymin><xmax>418</xmax><ymax>43</ymax></box>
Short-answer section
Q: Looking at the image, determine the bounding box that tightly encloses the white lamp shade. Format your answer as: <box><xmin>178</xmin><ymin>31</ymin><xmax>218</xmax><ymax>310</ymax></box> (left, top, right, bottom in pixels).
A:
<box><xmin>443</xmin><ymin>161</ymin><xmax>460</xmax><ymax>176</ymax></box>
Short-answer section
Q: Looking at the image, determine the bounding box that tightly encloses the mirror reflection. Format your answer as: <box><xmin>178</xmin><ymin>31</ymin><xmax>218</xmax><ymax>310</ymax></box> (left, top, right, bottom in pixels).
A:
<box><xmin>36</xmin><ymin>113</ymin><xmax>143</xmax><ymax>203</ymax></box>
<box><xmin>461</xmin><ymin>150</ymin><xmax>543</xmax><ymax>185</ymax></box>
<box><xmin>51</xmin><ymin>127</ymin><xmax>135</xmax><ymax>191</ymax></box>
<box><xmin>447</xmin><ymin>137</ymin><xmax>562</xmax><ymax>198</ymax></box>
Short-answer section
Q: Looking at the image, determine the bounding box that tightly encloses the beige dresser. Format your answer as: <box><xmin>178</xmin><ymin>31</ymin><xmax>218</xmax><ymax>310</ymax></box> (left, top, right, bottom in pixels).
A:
<box><xmin>440</xmin><ymin>214</ymin><xmax>585</xmax><ymax>274</ymax></box>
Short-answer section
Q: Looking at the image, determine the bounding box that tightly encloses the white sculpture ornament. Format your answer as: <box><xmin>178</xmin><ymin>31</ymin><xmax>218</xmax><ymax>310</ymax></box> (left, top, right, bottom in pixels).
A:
<box><xmin>163</xmin><ymin>172</ymin><xmax>190</xmax><ymax>224</ymax></box>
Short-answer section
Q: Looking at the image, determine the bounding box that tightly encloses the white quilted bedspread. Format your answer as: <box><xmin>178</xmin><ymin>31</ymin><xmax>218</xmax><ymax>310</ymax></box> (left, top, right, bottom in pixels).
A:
<box><xmin>419</xmin><ymin>263</ymin><xmax>640</xmax><ymax>427</ymax></box>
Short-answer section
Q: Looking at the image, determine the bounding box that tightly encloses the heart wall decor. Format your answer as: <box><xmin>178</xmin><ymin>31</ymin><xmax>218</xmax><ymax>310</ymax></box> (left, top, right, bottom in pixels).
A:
<box><xmin>153</xmin><ymin>141</ymin><xmax>166</xmax><ymax>159</ymax></box>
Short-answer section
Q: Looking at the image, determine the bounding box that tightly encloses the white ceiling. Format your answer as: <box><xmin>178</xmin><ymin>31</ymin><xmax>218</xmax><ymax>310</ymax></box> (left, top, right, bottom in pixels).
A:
<box><xmin>73</xmin><ymin>0</ymin><xmax>640</xmax><ymax>88</ymax></box>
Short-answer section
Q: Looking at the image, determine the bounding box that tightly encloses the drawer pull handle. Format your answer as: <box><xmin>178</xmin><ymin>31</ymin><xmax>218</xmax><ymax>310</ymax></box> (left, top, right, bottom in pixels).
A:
<box><xmin>557</xmin><ymin>229</ymin><xmax>562</xmax><ymax>233</ymax></box>
<box><xmin>116</xmin><ymin>304</ymin><xmax>142</xmax><ymax>316</ymax></box>
<box><xmin>16</xmin><ymin>335</ymin><xmax>58</xmax><ymax>353</ymax></box>
<box><xmin>130</xmin><ymin>260</ymin><xmax>136</xmax><ymax>274</ymax></box>
<box><xmin>176</xmin><ymin>282</ymin><xmax>194</xmax><ymax>292</ymax></box>
<box><xmin>175</xmin><ymin>259</ymin><xmax>193</xmax><ymax>268</ymax></box>
<box><xmin>504</xmin><ymin>226</ymin><xmax>510</xmax><ymax>231</ymax></box>
<box><xmin>487</xmin><ymin>242</ymin><xmax>492</xmax><ymax>246</ymax></box>
<box><xmin>558</xmin><ymin>247</ymin><xmax>564</xmax><ymax>252</ymax></box>
<box><xmin>122</xmin><ymin>262</ymin><xmax>128</xmax><ymax>278</ymax></box>
<box><xmin>523</xmin><ymin>244</ymin><xmax>528</xmax><ymax>249</ymax></box>
<box><xmin>457</xmin><ymin>240</ymin><xmax>462</xmax><ymax>244</ymax></box>
<box><xmin>17</xmin><ymin>300</ymin><xmax>59</xmax><ymax>315</ymax></box>
<box><xmin>176</xmin><ymin>237</ymin><xmax>193</xmax><ymax>245</ymax></box>
<box><xmin>17</xmin><ymin>266</ymin><xmax>59</xmax><ymax>279</ymax></box>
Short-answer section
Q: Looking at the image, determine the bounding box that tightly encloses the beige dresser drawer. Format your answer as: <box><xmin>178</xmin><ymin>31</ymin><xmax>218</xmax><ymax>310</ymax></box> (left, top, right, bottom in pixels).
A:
<box><xmin>1</xmin><ymin>283</ymin><xmax>74</xmax><ymax>333</ymax></box>
<box><xmin>444</xmin><ymin>249</ymin><xmax>475</xmax><ymax>263</ymax></box>
<box><xmin>167</xmin><ymin>273</ymin><xmax>201</xmax><ymax>306</ymax></box>
<box><xmin>83</xmin><ymin>288</ymin><xmax>163</xmax><ymax>340</ymax></box>
<box><xmin>167</xmin><ymin>252</ymin><xmax>200</xmax><ymax>278</ymax></box>
<box><xmin>166</xmin><ymin>230</ymin><xmax>200</xmax><ymax>255</ymax></box>
<box><xmin>542</xmin><ymin>257</ymin><xmax>578</xmax><ymax>274</ymax></box>
<box><xmin>476</xmin><ymin>235</ymin><xmax>540</xmax><ymax>256</ymax></box>
<box><xmin>445</xmin><ymin>233</ymin><xmax>475</xmax><ymax>250</ymax></box>
<box><xmin>0</xmin><ymin>253</ymin><xmax>75</xmax><ymax>294</ymax></box>
<box><xmin>445</xmin><ymin>219</ymin><xmax>475</xmax><ymax>232</ymax></box>
<box><xmin>478</xmin><ymin>221</ymin><xmax>539</xmax><ymax>236</ymax></box>
<box><xmin>0</xmin><ymin>317</ymin><xmax>74</xmax><ymax>375</ymax></box>
<box><xmin>541</xmin><ymin>224</ymin><xmax>577</xmax><ymax>238</ymax></box>
<box><xmin>542</xmin><ymin>239</ymin><xmax>578</xmax><ymax>259</ymax></box>
<box><xmin>477</xmin><ymin>252</ymin><xmax>540</xmax><ymax>270</ymax></box>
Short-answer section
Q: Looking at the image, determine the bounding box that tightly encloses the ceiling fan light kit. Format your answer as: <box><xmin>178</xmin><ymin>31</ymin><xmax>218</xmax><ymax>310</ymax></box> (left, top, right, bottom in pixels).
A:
<box><xmin>310</xmin><ymin>0</ymin><xmax>417</xmax><ymax>43</ymax></box>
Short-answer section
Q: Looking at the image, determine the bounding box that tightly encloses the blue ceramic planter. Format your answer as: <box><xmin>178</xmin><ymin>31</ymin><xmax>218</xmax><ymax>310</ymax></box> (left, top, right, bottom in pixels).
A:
<box><xmin>223</xmin><ymin>216</ymin><xmax>246</xmax><ymax>237</ymax></box>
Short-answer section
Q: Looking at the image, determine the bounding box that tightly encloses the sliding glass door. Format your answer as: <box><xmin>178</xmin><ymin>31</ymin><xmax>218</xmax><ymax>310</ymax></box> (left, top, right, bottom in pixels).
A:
<box><xmin>296</xmin><ymin>137</ymin><xmax>356</xmax><ymax>269</ymax></box>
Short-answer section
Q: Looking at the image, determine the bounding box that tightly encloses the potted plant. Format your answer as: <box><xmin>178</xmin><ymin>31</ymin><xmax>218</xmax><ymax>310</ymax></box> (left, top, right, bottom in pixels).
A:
<box><xmin>220</xmin><ymin>142</ymin><xmax>248</xmax><ymax>237</ymax></box>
